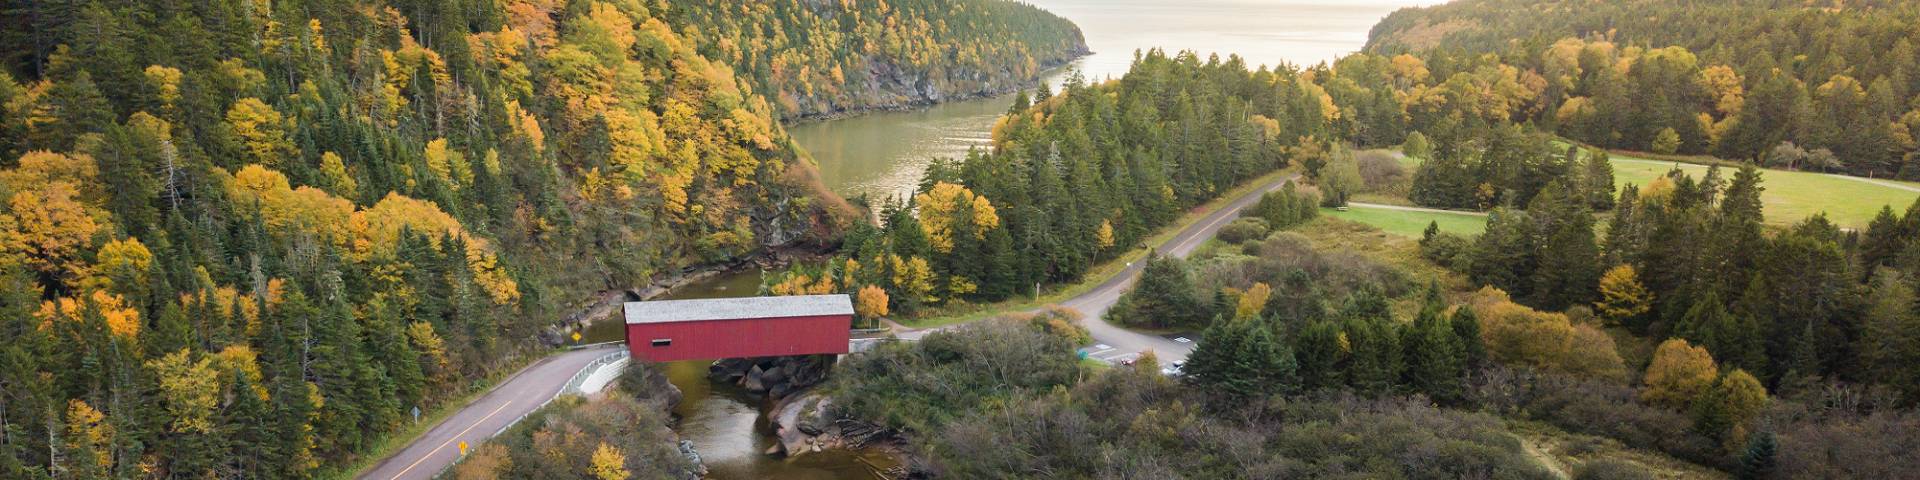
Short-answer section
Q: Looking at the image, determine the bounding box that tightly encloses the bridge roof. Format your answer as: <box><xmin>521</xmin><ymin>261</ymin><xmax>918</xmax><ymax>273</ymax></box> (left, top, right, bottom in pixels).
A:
<box><xmin>624</xmin><ymin>294</ymin><xmax>854</xmax><ymax>325</ymax></box>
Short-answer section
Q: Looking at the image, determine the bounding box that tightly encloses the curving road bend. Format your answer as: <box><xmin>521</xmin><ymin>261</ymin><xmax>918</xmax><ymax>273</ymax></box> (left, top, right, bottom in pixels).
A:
<box><xmin>359</xmin><ymin>344</ymin><xmax>621</xmax><ymax>480</ymax></box>
<box><xmin>901</xmin><ymin>173</ymin><xmax>1302</xmax><ymax>367</ymax></box>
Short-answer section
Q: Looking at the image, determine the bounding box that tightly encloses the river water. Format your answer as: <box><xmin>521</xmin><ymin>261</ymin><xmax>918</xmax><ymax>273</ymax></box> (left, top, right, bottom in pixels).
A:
<box><xmin>627</xmin><ymin>2</ymin><xmax>1438</xmax><ymax>478</ymax></box>
<box><xmin>790</xmin><ymin>0</ymin><xmax>1441</xmax><ymax>203</ymax></box>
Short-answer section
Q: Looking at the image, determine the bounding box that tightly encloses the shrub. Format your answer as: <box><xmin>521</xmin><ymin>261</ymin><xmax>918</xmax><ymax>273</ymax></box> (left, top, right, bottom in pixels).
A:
<box><xmin>1356</xmin><ymin>150</ymin><xmax>1408</xmax><ymax>194</ymax></box>
<box><xmin>1469</xmin><ymin>366</ymin><xmax>1724</xmax><ymax>468</ymax></box>
<box><xmin>827</xmin><ymin>320</ymin><xmax>1082</xmax><ymax>432</ymax></box>
<box><xmin>1217</xmin><ymin>217</ymin><xmax>1272</xmax><ymax>244</ymax></box>
<box><xmin>1468</xmin><ymin>288</ymin><xmax>1627</xmax><ymax>380</ymax></box>
<box><xmin>1575</xmin><ymin>459</ymin><xmax>1654</xmax><ymax>480</ymax></box>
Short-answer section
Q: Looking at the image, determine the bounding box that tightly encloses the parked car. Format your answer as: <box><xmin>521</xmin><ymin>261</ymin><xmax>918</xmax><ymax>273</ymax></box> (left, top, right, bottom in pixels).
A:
<box><xmin>1162</xmin><ymin>361</ymin><xmax>1184</xmax><ymax>377</ymax></box>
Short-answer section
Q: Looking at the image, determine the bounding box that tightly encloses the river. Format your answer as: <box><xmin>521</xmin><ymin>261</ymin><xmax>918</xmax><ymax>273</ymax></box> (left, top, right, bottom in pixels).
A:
<box><xmin>623</xmin><ymin>2</ymin><xmax>1438</xmax><ymax>479</ymax></box>
<box><xmin>790</xmin><ymin>0</ymin><xmax>1441</xmax><ymax>203</ymax></box>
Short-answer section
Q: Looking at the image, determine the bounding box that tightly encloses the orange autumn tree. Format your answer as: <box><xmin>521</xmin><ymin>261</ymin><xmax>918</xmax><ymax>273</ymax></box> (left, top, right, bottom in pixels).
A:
<box><xmin>38</xmin><ymin>290</ymin><xmax>142</xmax><ymax>339</ymax></box>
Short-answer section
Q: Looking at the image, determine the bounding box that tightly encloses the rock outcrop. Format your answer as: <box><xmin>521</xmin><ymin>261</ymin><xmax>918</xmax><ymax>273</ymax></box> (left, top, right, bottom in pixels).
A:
<box><xmin>764</xmin><ymin>392</ymin><xmax>903</xmax><ymax>459</ymax></box>
<box><xmin>708</xmin><ymin>354</ymin><xmax>835</xmax><ymax>400</ymax></box>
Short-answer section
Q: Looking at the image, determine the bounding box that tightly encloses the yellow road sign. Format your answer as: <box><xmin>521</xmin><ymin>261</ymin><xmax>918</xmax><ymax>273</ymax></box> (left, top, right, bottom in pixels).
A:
<box><xmin>458</xmin><ymin>441</ymin><xmax>468</xmax><ymax>456</ymax></box>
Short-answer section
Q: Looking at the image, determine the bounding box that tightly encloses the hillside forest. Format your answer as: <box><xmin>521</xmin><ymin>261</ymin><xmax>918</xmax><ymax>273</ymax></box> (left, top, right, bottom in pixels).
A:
<box><xmin>1365</xmin><ymin>0</ymin><xmax>1920</xmax><ymax>179</ymax></box>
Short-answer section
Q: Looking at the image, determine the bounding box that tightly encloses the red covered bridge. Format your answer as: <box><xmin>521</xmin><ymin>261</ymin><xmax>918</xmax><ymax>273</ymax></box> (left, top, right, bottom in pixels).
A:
<box><xmin>623</xmin><ymin>294</ymin><xmax>854</xmax><ymax>362</ymax></box>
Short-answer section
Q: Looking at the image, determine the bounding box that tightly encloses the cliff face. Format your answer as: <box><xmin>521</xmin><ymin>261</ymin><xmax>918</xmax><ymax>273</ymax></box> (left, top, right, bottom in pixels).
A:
<box><xmin>778</xmin><ymin>45</ymin><xmax>1091</xmax><ymax>120</ymax></box>
<box><xmin>667</xmin><ymin>0</ymin><xmax>1089</xmax><ymax>120</ymax></box>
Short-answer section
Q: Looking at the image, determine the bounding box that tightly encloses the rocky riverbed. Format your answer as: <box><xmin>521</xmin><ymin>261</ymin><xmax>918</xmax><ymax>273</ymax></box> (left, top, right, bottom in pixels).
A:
<box><xmin>705</xmin><ymin>356</ymin><xmax>911</xmax><ymax>478</ymax></box>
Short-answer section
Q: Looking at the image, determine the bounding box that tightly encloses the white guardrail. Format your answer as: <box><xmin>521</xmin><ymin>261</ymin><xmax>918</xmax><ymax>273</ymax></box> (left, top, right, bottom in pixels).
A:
<box><xmin>434</xmin><ymin>347</ymin><xmax>631</xmax><ymax>479</ymax></box>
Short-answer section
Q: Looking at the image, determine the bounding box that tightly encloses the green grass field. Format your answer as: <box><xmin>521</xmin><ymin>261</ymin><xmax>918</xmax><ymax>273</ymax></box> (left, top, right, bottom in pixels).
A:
<box><xmin>1608</xmin><ymin>153</ymin><xmax>1918</xmax><ymax>228</ymax></box>
<box><xmin>1393</xmin><ymin>147</ymin><xmax>1918</xmax><ymax>229</ymax></box>
<box><xmin>1323</xmin><ymin>205</ymin><xmax>1488</xmax><ymax>237</ymax></box>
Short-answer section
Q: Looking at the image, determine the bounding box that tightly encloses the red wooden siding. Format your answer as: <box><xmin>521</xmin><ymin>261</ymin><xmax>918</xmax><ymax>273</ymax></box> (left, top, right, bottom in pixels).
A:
<box><xmin>624</xmin><ymin>314</ymin><xmax>851</xmax><ymax>362</ymax></box>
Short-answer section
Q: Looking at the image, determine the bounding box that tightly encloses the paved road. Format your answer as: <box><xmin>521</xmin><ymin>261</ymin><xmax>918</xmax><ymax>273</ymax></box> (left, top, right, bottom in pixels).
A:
<box><xmin>359</xmin><ymin>344</ymin><xmax>621</xmax><ymax>480</ymax></box>
<box><xmin>1824</xmin><ymin>173</ymin><xmax>1920</xmax><ymax>194</ymax></box>
<box><xmin>901</xmin><ymin>173</ymin><xmax>1301</xmax><ymax>367</ymax></box>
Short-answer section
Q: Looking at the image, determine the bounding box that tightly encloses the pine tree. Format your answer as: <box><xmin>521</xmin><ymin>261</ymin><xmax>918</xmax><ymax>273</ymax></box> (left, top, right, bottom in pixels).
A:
<box><xmin>1403</xmin><ymin>289</ymin><xmax>1465</xmax><ymax>403</ymax></box>
<box><xmin>1186</xmin><ymin>318</ymin><xmax>1298</xmax><ymax>400</ymax></box>
<box><xmin>1294</xmin><ymin>320</ymin><xmax>1349</xmax><ymax>391</ymax></box>
<box><xmin>1583</xmin><ymin>148</ymin><xmax>1616</xmax><ymax>210</ymax></box>
<box><xmin>1859</xmin><ymin>200</ymin><xmax>1917</xmax><ymax>271</ymax></box>
<box><xmin>1345</xmin><ymin>316</ymin><xmax>1404</xmax><ymax>396</ymax></box>
<box><xmin>1468</xmin><ymin>208</ymin><xmax>1538</xmax><ymax>299</ymax></box>
<box><xmin>1861</xmin><ymin>271</ymin><xmax>1920</xmax><ymax>402</ymax></box>
<box><xmin>1106</xmin><ymin>252</ymin><xmax>1204</xmax><ymax>329</ymax></box>
<box><xmin>1451</xmin><ymin>307</ymin><xmax>1487</xmax><ymax>369</ymax></box>
<box><xmin>1529</xmin><ymin>181</ymin><xmax>1601</xmax><ymax>310</ymax></box>
<box><xmin>1738</xmin><ymin>431</ymin><xmax>1778</xmax><ymax>480</ymax></box>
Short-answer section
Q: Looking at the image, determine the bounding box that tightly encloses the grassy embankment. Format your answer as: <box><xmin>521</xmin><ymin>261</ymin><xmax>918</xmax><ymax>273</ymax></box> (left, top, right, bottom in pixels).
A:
<box><xmin>1323</xmin><ymin>205</ymin><xmax>1488</xmax><ymax>237</ymax></box>
<box><xmin>898</xmin><ymin>168</ymin><xmax>1299</xmax><ymax>328</ymax></box>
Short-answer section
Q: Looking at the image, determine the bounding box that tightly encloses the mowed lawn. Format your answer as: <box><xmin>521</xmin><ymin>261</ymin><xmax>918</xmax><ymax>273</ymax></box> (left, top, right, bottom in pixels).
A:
<box><xmin>1323</xmin><ymin>205</ymin><xmax>1488</xmax><ymax>237</ymax></box>
<box><xmin>1609</xmin><ymin>154</ymin><xmax>1919</xmax><ymax>228</ymax></box>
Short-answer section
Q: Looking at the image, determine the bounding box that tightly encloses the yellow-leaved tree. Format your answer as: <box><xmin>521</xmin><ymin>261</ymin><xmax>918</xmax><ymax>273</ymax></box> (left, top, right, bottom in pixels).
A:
<box><xmin>914</xmin><ymin>182</ymin><xmax>999</xmax><ymax>253</ymax></box>
<box><xmin>147</xmin><ymin>348</ymin><xmax>221</xmax><ymax>434</ymax></box>
<box><xmin>63</xmin><ymin>400</ymin><xmax>114</xmax><ymax>479</ymax></box>
<box><xmin>589</xmin><ymin>442</ymin><xmax>628</xmax><ymax>480</ymax></box>
<box><xmin>4</xmin><ymin>181</ymin><xmax>100</xmax><ymax>289</ymax></box>
<box><xmin>855</xmin><ymin>285</ymin><xmax>890</xmax><ymax>322</ymax></box>
<box><xmin>38</xmin><ymin>290</ymin><xmax>142</xmax><ymax>339</ymax></box>
<box><xmin>1642</xmin><ymin>338</ymin><xmax>1720</xmax><ymax>408</ymax></box>
<box><xmin>1235</xmin><ymin>282</ymin><xmax>1272</xmax><ymax>320</ymax></box>
<box><xmin>1095</xmin><ymin>220</ymin><xmax>1115</xmax><ymax>250</ymax></box>
<box><xmin>1594</xmin><ymin>264</ymin><xmax>1652</xmax><ymax>326</ymax></box>
<box><xmin>317</xmin><ymin>152</ymin><xmax>358</xmax><ymax>199</ymax></box>
<box><xmin>225</xmin><ymin>97</ymin><xmax>295</xmax><ymax>167</ymax></box>
<box><xmin>87</xmin><ymin>238</ymin><xmax>154</xmax><ymax>308</ymax></box>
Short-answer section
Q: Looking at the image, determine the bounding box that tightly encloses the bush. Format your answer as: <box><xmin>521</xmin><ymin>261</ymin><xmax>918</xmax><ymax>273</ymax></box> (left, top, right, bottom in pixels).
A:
<box><xmin>1420</xmin><ymin>228</ymin><xmax>1474</xmax><ymax>271</ymax></box>
<box><xmin>1575</xmin><ymin>459</ymin><xmax>1654</xmax><ymax>480</ymax></box>
<box><xmin>1469</xmin><ymin>366</ymin><xmax>1725</xmax><ymax>468</ymax></box>
<box><xmin>1217</xmin><ymin>217</ymin><xmax>1272</xmax><ymax>244</ymax></box>
<box><xmin>1356</xmin><ymin>150</ymin><xmax>1408</xmax><ymax>194</ymax></box>
<box><xmin>827</xmin><ymin>320</ymin><xmax>1082</xmax><ymax>432</ymax></box>
<box><xmin>930</xmin><ymin>369</ymin><xmax>1557</xmax><ymax>480</ymax></box>
<box><xmin>1009</xmin><ymin>305</ymin><xmax>1092</xmax><ymax>346</ymax></box>
<box><xmin>1467</xmin><ymin>288</ymin><xmax>1626</xmax><ymax>380</ymax></box>
<box><xmin>1769</xmin><ymin>400</ymin><xmax>1920</xmax><ymax>478</ymax></box>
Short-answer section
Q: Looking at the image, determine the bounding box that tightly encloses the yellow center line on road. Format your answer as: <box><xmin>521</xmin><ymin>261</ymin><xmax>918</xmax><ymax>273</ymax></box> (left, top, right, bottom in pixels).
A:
<box><xmin>388</xmin><ymin>399</ymin><xmax>514</xmax><ymax>480</ymax></box>
<box><xmin>1173</xmin><ymin>188</ymin><xmax>1267</xmax><ymax>253</ymax></box>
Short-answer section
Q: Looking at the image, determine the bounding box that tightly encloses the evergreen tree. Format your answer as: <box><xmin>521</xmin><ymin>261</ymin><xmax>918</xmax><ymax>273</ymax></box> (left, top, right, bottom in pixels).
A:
<box><xmin>1345</xmin><ymin>315</ymin><xmax>1404</xmax><ymax>396</ymax></box>
<box><xmin>1185</xmin><ymin>318</ymin><xmax>1298</xmax><ymax>401</ymax></box>
<box><xmin>1528</xmin><ymin>181</ymin><xmax>1601</xmax><ymax>310</ymax></box>
<box><xmin>1738</xmin><ymin>431</ymin><xmax>1778</xmax><ymax>480</ymax></box>
<box><xmin>1106</xmin><ymin>252</ymin><xmax>1204</xmax><ymax>329</ymax></box>
<box><xmin>1451</xmin><ymin>307</ymin><xmax>1487</xmax><ymax>369</ymax></box>
<box><xmin>1294</xmin><ymin>320</ymin><xmax>1349</xmax><ymax>391</ymax></box>
<box><xmin>1678</xmin><ymin>293</ymin><xmax>1767</xmax><ymax>374</ymax></box>
<box><xmin>1403</xmin><ymin>288</ymin><xmax>1466</xmax><ymax>403</ymax></box>
<box><xmin>1582</xmin><ymin>148</ymin><xmax>1616</xmax><ymax>210</ymax></box>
